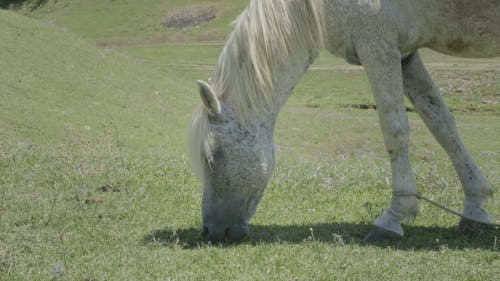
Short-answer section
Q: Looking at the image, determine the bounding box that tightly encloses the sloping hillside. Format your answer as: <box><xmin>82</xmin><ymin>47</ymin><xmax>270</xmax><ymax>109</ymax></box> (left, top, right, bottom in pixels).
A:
<box><xmin>2</xmin><ymin>4</ymin><xmax>500</xmax><ymax>281</ymax></box>
<box><xmin>0</xmin><ymin>10</ymin><xmax>203</xmax><ymax>280</ymax></box>
<box><xmin>0</xmin><ymin>8</ymin><xmax>195</xmax><ymax>150</ymax></box>
<box><xmin>26</xmin><ymin>0</ymin><xmax>247</xmax><ymax>44</ymax></box>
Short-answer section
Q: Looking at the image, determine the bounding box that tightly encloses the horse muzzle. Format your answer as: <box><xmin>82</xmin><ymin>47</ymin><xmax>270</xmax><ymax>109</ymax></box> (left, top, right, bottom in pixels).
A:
<box><xmin>201</xmin><ymin>223</ymin><xmax>250</xmax><ymax>242</ymax></box>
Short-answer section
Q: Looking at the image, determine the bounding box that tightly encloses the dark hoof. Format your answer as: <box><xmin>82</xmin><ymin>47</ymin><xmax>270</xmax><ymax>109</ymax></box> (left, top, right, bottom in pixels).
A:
<box><xmin>457</xmin><ymin>218</ymin><xmax>494</xmax><ymax>235</ymax></box>
<box><xmin>364</xmin><ymin>226</ymin><xmax>403</xmax><ymax>243</ymax></box>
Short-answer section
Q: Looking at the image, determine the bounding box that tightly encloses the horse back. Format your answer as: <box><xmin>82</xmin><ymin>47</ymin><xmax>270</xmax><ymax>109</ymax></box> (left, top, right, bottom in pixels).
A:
<box><xmin>323</xmin><ymin>0</ymin><xmax>500</xmax><ymax>60</ymax></box>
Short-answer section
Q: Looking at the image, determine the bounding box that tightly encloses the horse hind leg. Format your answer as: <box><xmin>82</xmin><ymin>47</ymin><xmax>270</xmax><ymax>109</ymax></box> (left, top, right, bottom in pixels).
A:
<box><xmin>402</xmin><ymin>51</ymin><xmax>493</xmax><ymax>231</ymax></box>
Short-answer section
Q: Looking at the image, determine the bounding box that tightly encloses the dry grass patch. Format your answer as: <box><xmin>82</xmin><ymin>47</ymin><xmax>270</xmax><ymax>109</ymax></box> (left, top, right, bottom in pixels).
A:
<box><xmin>163</xmin><ymin>4</ymin><xmax>218</xmax><ymax>29</ymax></box>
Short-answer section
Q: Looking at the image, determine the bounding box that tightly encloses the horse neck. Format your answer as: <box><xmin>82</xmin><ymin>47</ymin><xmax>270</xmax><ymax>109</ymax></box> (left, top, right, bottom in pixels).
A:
<box><xmin>268</xmin><ymin>50</ymin><xmax>316</xmax><ymax>115</ymax></box>
<box><xmin>213</xmin><ymin>0</ymin><xmax>323</xmax><ymax>129</ymax></box>
<box><xmin>228</xmin><ymin>47</ymin><xmax>315</xmax><ymax>135</ymax></box>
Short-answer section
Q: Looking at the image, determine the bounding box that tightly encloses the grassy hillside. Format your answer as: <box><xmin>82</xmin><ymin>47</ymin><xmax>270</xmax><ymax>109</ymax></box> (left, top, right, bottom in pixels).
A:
<box><xmin>28</xmin><ymin>0</ymin><xmax>247</xmax><ymax>44</ymax></box>
<box><xmin>1</xmin><ymin>3</ymin><xmax>500</xmax><ymax>281</ymax></box>
<box><xmin>0</xmin><ymin>9</ymin><xmax>200</xmax><ymax>280</ymax></box>
<box><xmin>0</xmin><ymin>7</ymin><xmax>198</xmax><ymax>148</ymax></box>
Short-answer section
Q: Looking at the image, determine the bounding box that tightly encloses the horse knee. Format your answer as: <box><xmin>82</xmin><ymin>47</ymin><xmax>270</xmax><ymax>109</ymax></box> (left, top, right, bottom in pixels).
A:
<box><xmin>383</xmin><ymin>125</ymin><xmax>410</xmax><ymax>159</ymax></box>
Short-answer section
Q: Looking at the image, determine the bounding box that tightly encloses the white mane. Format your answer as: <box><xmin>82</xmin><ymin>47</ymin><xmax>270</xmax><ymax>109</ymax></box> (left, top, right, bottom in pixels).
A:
<box><xmin>212</xmin><ymin>0</ymin><xmax>324</xmax><ymax>118</ymax></box>
<box><xmin>190</xmin><ymin>0</ymin><xmax>325</xmax><ymax>179</ymax></box>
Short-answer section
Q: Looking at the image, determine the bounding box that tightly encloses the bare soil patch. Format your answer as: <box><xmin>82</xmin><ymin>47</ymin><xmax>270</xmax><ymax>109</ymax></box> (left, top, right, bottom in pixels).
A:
<box><xmin>97</xmin><ymin>184</ymin><xmax>120</xmax><ymax>193</ymax></box>
<box><xmin>429</xmin><ymin>69</ymin><xmax>498</xmax><ymax>95</ymax></box>
<box><xmin>341</xmin><ymin>103</ymin><xmax>416</xmax><ymax>112</ymax></box>
<box><xmin>163</xmin><ymin>5</ymin><xmax>218</xmax><ymax>29</ymax></box>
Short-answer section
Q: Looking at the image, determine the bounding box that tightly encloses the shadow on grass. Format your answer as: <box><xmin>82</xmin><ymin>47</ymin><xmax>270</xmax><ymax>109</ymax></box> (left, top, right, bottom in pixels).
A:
<box><xmin>142</xmin><ymin>222</ymin><xmax>499</xmax><ymax>251</ymax></box>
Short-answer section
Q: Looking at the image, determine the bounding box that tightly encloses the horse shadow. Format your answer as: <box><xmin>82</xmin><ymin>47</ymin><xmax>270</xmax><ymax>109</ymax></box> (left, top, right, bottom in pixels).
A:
<box><xmin>142</xmin><ymin>222</ymin><xmax>499</xmax><ymax>251</ymax></box>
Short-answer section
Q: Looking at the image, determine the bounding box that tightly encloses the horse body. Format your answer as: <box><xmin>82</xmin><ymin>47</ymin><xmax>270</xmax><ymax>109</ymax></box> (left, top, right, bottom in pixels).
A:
<box><xmin>190</xmin><ymin>0</ymin><xmax>499</xmax><ymax>242</ymax></box>
<box><xmin>323</xmin><ymin>0</ymin><xmax>500</xmax><ymax>62</ymax></box>
<box><xmin>418</xmin><ymin>0</ymin><xmax>500</xmax><ymax>57</ymax></box>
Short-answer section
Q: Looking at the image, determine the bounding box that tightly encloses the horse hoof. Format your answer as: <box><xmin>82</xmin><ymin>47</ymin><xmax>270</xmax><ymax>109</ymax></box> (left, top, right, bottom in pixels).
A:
<box><xmin>457</xmin><ymin>218</ymin><xmax>493</xmax><ymax>234</ymax></box>
<box><xmin>363</xmin><ymin>226</ymin><xmax>403</xmax><ymax>243</ymax></box>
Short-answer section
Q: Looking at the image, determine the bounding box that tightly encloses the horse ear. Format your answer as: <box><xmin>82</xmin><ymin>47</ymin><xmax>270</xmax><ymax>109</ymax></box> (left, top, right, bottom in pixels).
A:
<box><xmin>197</xmin><ymin>80</ymin><xmax>221</xmax><ymax>117</ymax></box>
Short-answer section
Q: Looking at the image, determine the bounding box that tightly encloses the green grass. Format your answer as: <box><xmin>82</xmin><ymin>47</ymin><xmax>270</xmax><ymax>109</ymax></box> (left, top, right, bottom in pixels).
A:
<box><xmin>28</xmin><ymin>0</ymin><xmax>247</xmax><ymax>43</ymax></box>
<box><xmin>1</xmin><ymin>2</ymin><xmax>500</xmax><ymax>280</ymax></box>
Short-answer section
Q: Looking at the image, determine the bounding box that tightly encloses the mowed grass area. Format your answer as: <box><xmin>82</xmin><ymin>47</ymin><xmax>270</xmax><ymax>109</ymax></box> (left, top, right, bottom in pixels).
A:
<box><xmin>1</xmin><ymin>1</ymin><xmax>500</xmax><ymax>280</ymax></box>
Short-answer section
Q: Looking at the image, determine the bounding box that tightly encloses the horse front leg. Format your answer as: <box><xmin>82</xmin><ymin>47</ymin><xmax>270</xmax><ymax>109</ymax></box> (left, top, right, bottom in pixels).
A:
<box><xmin>401</xmin><ymin>51</ymin><xmax>492</xmax><ymax>232</ymax></box>
<box><xmin>355</xmin><ymin>38</ymin><xmax>420</xmax><ymax>242</ymax></box>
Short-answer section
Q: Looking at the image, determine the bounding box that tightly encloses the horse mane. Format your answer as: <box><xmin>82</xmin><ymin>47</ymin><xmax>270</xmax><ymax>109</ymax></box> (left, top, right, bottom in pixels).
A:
<box><xmin>190</xmin><ymin>0</ymin><xmax>325</xmax><ymax>180</ymax></box>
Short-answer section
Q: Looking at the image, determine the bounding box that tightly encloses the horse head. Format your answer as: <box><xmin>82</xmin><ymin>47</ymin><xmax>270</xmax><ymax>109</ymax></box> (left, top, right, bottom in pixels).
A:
<box><xmin>192</xmin><ymin>80</ymin><xmax>275</xmax><ymax>242</ymax></box>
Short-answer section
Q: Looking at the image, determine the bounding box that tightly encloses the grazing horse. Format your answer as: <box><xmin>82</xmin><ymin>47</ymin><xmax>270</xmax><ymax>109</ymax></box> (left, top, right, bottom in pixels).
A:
<box><xmin>189</xmin><ymin>0</ymin><xmax>499</xmax><ymax>242</ymax></box>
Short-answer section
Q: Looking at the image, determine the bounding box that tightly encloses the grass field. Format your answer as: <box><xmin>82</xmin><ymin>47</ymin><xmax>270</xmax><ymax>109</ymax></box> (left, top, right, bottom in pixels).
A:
<box><xmin>1</xmin><ymin>1</ymin><xmax>500</xmax><ymax>280</ymax></box>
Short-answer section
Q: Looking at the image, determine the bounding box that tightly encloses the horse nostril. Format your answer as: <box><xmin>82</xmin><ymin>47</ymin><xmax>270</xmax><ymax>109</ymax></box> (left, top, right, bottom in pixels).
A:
<box><xmin>202</xmin><ymin>226</ymin><xmax>210</xmax><ymax>238</ymax></box>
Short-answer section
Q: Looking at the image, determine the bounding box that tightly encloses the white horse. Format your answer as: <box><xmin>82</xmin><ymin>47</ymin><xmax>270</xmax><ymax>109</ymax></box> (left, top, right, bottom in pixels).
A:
<box><xmin>190</xmin><ymin>0</ymin><xmax>499</xmax><ymax>242</ymax></box>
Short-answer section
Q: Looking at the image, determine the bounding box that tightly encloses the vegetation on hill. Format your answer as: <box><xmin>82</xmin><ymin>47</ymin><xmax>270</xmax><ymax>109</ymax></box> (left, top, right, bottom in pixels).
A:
<box><xmin>24</xmin><ymin>0</ymin><xmax>247</xmax><ymax>44</ymax></box>
<box><xmin>1</xmin><ymin>2</ymin><xmax>499</xmax><ymax>280</ymax></box>
<box><xmin>0</xmin><ymin>0</ymin><xmax>46</xmax><ymax>12</ymax></box>
<box><xmin>0</xmin><ymin>8</ymin><xmax>194</xmax><ymax>148</ymax></box>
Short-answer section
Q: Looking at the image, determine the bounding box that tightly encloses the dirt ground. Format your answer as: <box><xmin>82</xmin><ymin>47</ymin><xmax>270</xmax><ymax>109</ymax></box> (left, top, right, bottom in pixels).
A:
<box><xmin>163</xmin><ymin>5</ymin><xmax>218</xmax><ymax>29</ymax></box>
